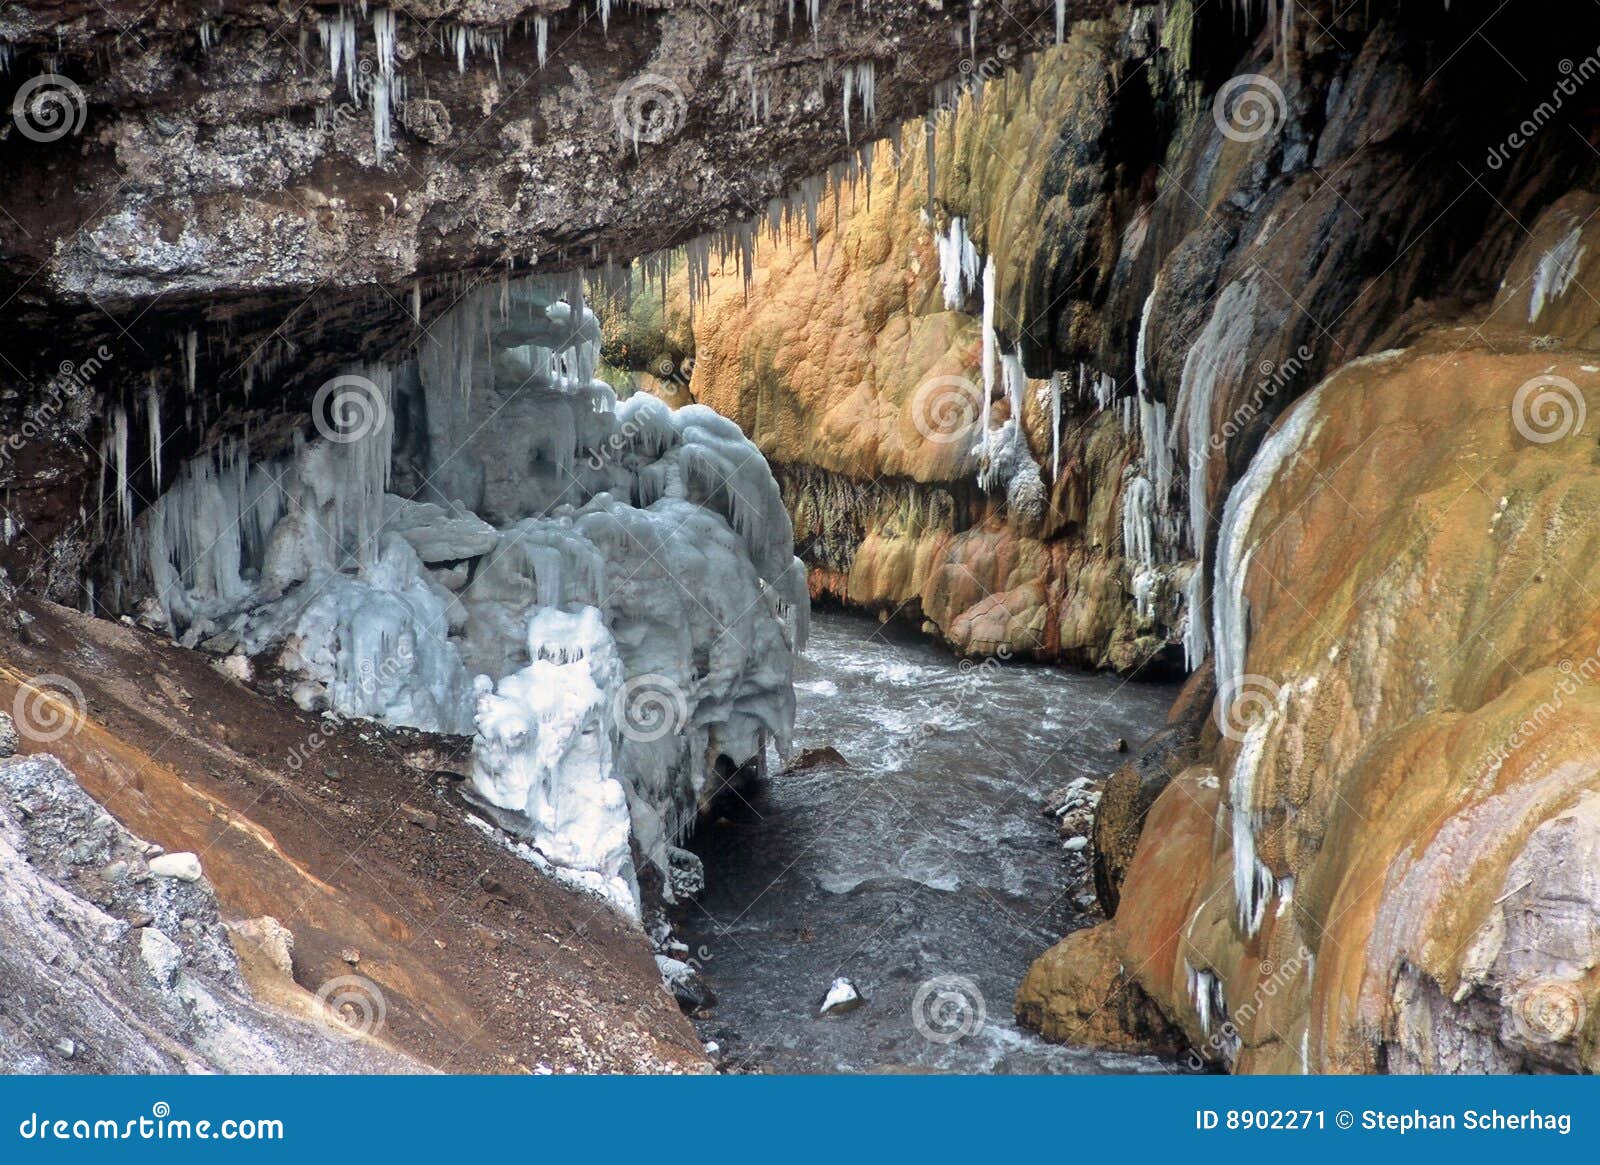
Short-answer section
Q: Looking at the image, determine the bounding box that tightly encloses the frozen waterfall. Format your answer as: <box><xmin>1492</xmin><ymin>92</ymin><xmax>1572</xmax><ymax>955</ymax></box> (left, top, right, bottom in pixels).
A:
<box><xmin>121</xmin><ymin>279</ymin><xmax>808</xmax><ymax>921</ymax></box>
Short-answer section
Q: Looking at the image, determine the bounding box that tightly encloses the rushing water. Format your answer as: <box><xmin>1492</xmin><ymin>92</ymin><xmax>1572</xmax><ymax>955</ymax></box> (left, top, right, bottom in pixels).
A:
<box><xmin>681</xmin><ymin>610</ymin><xmax>1181</xmax><ymax>1074</ymax></box>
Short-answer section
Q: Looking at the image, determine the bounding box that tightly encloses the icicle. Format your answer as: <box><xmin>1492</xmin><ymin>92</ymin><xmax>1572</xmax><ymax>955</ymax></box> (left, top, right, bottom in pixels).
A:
<box><xmin>183</xmin><ymin>329</ymin><xmax>197</xmax><ymax>397</ymax></box>
<box><xmin>1050</xmin><ymin>372</ymin><xmax>1061</xmax><ymax>482</ymax></box>
<box><xmin>146</xmin><ymin>378</ymin><xmax>162</xmax><ymax>494</ymax></box>
<box><xmin>936</xmin><ymin>216</ymin><xmax>980</xmax><ymax>309</ymax></box>
<box><xmin>534</xmin><ymin>15</ymin><xmax>549</xmax><ymax>67</ymax></box>
<box><xmin>1055</xmin><ymin>0</ymin><xmax>1066</xmax><ymax>44</ymax></box>
<box><xmin>598</xmin><ymin>0</ymin><xmax>611</xmax><ymax>32</ymax></box>
<box><xmin>111</xmin><ymin>405</ymin><xmax>132</xmax><ymax>531</ymax></box>
<box><xmin>980</xmin><ymin>255</ymin><xmax>998</xmax><ymax>416</ymax></box>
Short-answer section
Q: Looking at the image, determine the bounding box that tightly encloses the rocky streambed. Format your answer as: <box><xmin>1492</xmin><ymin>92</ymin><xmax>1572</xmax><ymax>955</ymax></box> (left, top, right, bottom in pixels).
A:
<box><xmin>678</xmin><ymin>610</ymin><xmax>1179</xmax><ymax>1073</ymax></box>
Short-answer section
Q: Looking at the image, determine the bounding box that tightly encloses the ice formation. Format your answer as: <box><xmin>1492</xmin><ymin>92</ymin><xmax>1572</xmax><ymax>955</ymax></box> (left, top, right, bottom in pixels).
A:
<box><xmin>1528</xmin><ymin>220</ymin><xmax>1586</xmax><ymax>324</ymax></box>
<box><xmin>936</xmin><ymin>216</ymin><xmax>981</xmax><ymax>310</ymax></box>
<box><xmin>121</xmin><ymin>280</ymin><xmax>807</xmax><ymax>921</ymax></box>
<box><xmin>1211</xmin><ymin>374</ymin><xmax>1330</xmax><ymax>937</ymax></box>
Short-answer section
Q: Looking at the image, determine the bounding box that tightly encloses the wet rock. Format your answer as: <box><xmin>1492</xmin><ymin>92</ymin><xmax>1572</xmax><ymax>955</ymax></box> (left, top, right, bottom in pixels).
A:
<box><xmin>786</xmin><ymin>746</ymin><xmax>851</xmax><ymax>772</ymax></box>
<box><xmin>0</xmin><ymin>712</ymin><xmax>17</xmax><ymax>758</ymax></box>
<box><xmin>1092</xmin><ymin>664</ymin><xmax>1211</xmax><ymax>917</ymax></box>
<box><xmin>1014</xmin><ymin>924</ymin><xmax>1186</xmax><ymax>1056</ymax></box>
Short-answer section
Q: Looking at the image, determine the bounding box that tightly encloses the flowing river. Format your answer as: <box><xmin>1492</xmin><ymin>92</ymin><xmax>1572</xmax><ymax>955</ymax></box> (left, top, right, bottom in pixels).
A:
<box><xmin>681</xmin><ymin>610</ymin><xmax>1181</xmax><ymax>1074</ymax></box>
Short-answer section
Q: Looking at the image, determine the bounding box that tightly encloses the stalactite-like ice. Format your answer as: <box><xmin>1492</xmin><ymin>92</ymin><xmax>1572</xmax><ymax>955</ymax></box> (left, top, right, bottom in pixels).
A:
<box><xmin>122</xmin><ymin>281</ymin><xmax>806</xmax><ymax>921</ymax></box>
<box><xmin>1528</xmin><ymin>221</ymin><xmax>1586</xmax><ymax>324</ymax></box>
<box><xmin>936</xmin><ymin>216</ymin><xmax>981</xmax><ymax>310</ymax></box>
<box><xmin>1212</xmin><ymin>372</ymin><xmax>1332</xmax><ymax>937</ymax></box>
<box><xmin>1172</xmin><ymin>278</ymin><xmax>1260</xmax><ymax>669</ymax></box>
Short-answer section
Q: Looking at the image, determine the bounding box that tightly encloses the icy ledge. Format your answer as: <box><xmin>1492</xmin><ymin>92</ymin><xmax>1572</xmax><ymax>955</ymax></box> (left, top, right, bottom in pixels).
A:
<box><xmin>118</xmin><ymin>280</ymin><xmax>808</xmax><ymax>922</ymax></box>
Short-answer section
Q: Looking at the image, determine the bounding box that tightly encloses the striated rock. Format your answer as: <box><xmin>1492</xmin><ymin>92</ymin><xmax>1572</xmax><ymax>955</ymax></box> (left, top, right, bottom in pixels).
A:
<box><xmin>1031</xmin><ymin>297</ymin><xmax>1600</xmax><ymax>1069</ymax></box>
<box><xmin>1015</xmin><ymin>924</ymin><xmax>1186</xmax><ymax>1056</ymax></box>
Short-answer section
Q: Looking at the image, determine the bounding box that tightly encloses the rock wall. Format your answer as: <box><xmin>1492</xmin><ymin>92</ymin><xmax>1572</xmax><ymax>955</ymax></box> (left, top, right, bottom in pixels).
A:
<box><xmin>656</xmin><ymin>0</ymin><xmax>1597</xmax><ymax>676</ymax></box>
<box><xmin>1020</xmin><ymin>185</ymin><xmax>1600</xmax><ymax>1074</ymax></box>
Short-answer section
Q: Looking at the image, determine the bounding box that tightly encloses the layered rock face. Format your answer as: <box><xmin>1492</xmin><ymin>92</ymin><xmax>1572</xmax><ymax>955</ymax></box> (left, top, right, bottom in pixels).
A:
<box><xmin>650</xmin><ymin>1</ymin><xmax>1598</xmax><ymax>673</ymax></box>
<box><xmin>1021</xmin><ymin>190</ymin><xmax>1600</xmax><ymax>1073</ymax></box>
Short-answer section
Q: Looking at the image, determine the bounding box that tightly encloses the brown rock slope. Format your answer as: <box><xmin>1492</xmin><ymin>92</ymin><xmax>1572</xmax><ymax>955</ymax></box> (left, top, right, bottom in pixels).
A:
<box><xmin>0</xmin><ymin>592</ymin><xmax>704</xmax><ymax>1073</ymax></box>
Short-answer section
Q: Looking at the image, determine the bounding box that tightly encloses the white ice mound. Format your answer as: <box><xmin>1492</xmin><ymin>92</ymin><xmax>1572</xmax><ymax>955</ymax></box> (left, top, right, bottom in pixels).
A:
<box><xmin>471</xmin><ymin>607</ymin><xmax>637</xmax><ymax>915</ymax></box>
<box><xmin>120</xmin><ymin>277</ymin><xmax>808</xmax><ymax>920</ymax></box>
